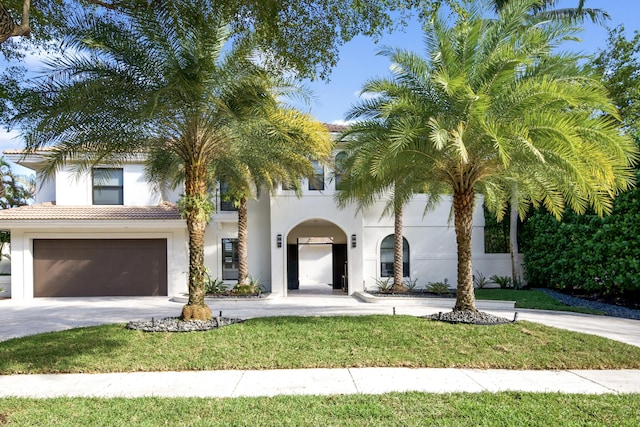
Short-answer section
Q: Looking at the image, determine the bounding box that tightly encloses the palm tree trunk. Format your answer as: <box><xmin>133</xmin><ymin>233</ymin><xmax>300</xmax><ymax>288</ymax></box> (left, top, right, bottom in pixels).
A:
<box><xmin>181</xmin><ymin>163</ymin><xmax>212</xmax><ymax>321</ymax></box>
<box><xmin>391</xmin><ymin>202</ymin><xmax>407</xmax><ymax>293</ymax></box>
<box><xmin>237</xmin><ymin>195</ymin><xmax>249</xmax><ymax>286</ymax></box>
<box><xmin>453</xmin><ymin>188</ymin><xmax>477</xmax><ymax>312</ymax></box>
<box><xmin>509</xmin><ymin>191</ymin><xmax>521</xmax><ymax>288</ymax></box>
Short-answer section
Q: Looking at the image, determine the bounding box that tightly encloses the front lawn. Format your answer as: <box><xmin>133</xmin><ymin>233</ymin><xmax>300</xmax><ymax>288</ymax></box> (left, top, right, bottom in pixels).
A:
<box><xmin>475</xmin><ymin>289</ymin><xmax>604</xmax><ymax>314</ymax></box>
<box><xmin>1</xmin><ymin>315</ymin><xmax>639</xmax><ymax>375</ymax></box>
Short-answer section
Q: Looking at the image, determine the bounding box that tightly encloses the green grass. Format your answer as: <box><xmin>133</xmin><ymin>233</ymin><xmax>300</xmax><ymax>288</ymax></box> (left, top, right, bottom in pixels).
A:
<box><xmin>1</xmin><ymin>392</ymin><xmax>639</xmax><ymax>426</ymax></box>
<box><xmin>475</xmin><ymin>289</ymin><xmax>605</xmax><ymax>314</ymax></box>
<box><xmin>1</xmin><ymin>316</ymin><xmax>639</xmax><ymax>375</ymax></box>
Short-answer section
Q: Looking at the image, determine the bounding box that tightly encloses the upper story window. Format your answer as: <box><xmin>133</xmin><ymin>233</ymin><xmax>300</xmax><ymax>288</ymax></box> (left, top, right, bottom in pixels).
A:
<box><xmin>380</xmin><ymin>235</ymin><xmax>410</xmax><ymax>278</ymax></box>
<box><xmin>92</xmin><ymin>168</ymin><xmax>123</xmax><ymax>205</ymax></box>
<box><xmin>334</xmin><ymin>151</ymin><xmax>347</xmax><ymax>191</ymax></box>
<box><xmin>308</xmin><ymin>160</ymin><xmax>324</xmax><ymax>191</ymax></box>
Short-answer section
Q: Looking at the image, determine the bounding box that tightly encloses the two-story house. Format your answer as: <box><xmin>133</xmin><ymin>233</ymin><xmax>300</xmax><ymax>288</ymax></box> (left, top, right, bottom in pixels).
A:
<box><xmin>0</xmin><ymin>127</ymin><xmax>512</xmax><ymax>299</ymax></box>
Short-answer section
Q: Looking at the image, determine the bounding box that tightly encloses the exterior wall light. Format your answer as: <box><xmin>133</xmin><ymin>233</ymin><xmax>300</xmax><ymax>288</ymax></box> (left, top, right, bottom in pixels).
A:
<box><xmin>276</xmin><ymin>234</ymin><xmax>282</xmax><ymax>248</ymax></box>
<box><xmin>351</xmin><ymin>234</ymin><xmax>357</xmax><ymax>248</ymax></box>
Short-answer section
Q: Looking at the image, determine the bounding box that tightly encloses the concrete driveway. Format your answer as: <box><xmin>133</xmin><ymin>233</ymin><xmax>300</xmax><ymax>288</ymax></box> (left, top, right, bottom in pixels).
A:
<box><xmin>1</xmin><ymin>294</ymin><xmax>639</xmax><ymax>347</ymax></box>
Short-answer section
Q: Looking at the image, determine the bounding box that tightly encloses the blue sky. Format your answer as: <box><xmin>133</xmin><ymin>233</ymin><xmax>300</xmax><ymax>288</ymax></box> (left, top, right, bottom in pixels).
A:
<box><xmin>2</xmin><ymin>0</ymin><xmax>640</xmax><ymax>174</ymax></box>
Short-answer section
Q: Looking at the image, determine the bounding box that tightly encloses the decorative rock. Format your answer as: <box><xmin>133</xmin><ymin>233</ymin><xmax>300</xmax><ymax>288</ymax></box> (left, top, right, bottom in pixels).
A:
<box><xmin>423</xmin><ymin>310</ymin><xmax>513</xmax><ymax>325</ymax></box>
<box><xmin>126</xmin><ymin>317</ymin><xmax>244</xmax><ymax>332</ymax></box>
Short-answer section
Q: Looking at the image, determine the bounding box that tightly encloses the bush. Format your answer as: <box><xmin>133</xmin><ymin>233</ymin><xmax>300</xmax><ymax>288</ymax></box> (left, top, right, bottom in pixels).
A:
<box><xmin>490</xmin><ymin>275</ymin><xmax>512</xmax><ymax>289</ymax></box>
<box><xmin>427</xmin><ymin>279</ymin><xmax>451</xmax><ymax>295</ymax></box>
<box><xmin>473</xmin><ymin>271</ymin><xmax>491</xmax><ymax>289</ymax></box>
<box><xmin>522</xmin><ymin>180</ymin><xmax>640</xmax><ymax>295</ymax></box>
<box><xmin>374</xmin><ymin>277</ymin><xmax>393</xmax><ymax>293</ymax></box>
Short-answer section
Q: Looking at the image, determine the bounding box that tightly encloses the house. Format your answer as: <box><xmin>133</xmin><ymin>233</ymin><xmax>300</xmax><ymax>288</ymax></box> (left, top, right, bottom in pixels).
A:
<box><xmin>0</xmin><ymin>126</ymin><xmax>512</xmax><ymax>299</ymax></box>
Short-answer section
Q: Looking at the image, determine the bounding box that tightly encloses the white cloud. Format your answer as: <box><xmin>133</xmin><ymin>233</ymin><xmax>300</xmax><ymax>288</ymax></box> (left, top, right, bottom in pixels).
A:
<box><xmin>330</xmin><ymin>119</ymin><xmax>356</xmax><ymax>126</ymax></box>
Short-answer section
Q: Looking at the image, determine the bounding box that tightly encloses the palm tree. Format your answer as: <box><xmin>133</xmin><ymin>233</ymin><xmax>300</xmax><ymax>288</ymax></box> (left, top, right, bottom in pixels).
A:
<box><xmin>208</xmin><ymin>109</ymin><xmax>332</xmax><ymax>287</ymax></box>
<box><xmin>336</xmin><ymin>120</ymin><xmax>427</xmax><ymax>293</ymax></box>
<box><xmin>493</xmin><ymin>0</ymin><xmax>610</xmax><ymax>287</ymax></box>
<box><xmin>350</xmin><ymin>0</ymin><xmax>637</xmax><ymax>312</ymax></box>
<box><xmin>14</xmin><ymin>1</ymin><xmax>322</xmax><ymax>320</ymax></box>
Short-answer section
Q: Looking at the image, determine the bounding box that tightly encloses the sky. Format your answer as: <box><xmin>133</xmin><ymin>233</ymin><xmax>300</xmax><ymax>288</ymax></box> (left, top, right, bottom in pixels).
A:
<box><xmin>1</xmin><ymin>0</ymin><xmax>640</xmax><ymax>175</ymax></box>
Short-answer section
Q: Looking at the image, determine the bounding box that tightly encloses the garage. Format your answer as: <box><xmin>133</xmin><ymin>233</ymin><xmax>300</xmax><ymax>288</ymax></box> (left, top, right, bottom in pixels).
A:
<box><xmin>33</xmin><ymin>239</ymin><xmax>168</xmax><ymax>297</ymax></box>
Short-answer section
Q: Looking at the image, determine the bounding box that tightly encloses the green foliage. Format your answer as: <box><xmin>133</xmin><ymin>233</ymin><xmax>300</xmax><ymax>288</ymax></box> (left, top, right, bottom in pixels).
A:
<box><xmin>403</xmin><ymin>277</ymin><xmax>419</xmax><ymax>291</ymax></box>
<box><xmin>589</xmin><ymin>25</ymin><xmax>640</xmax><ymax>139</ymax></box>
<box><xmin>522</xmin><ymin>183</ymin><xmax>640</xmax><ymax>295</ymax></box>
<box><xmin>490</xmin><ymin>275</ymin><xmax>513</xmax><ymax>289</ymax></box>
<box><xmin>177</xmin><ymin>194</ymin><xmax>215</xmax><ymax>223</ymax></box>
<box><xmin>232</xmin><ymin>277</ymin><xmax>262</xmax><ymax>295</ymax></box>
<box><xmin>473</xmin><ymin>271</ymin><xmax>491</xmax><ymax>289</ymax></box>
<box><xmin>427</xmin><ymin>279</ymin><xmax>451</xmax><ymax>295</ymax></box>
<box><xmin>204</xmin><ymin>271</ymin><xmax>226</xmax><ymax>295</ymax></box>
<box><xmin>374</xmin><ymin>277</ymin><xmax>393</xmax><ymax>293</ymax></box>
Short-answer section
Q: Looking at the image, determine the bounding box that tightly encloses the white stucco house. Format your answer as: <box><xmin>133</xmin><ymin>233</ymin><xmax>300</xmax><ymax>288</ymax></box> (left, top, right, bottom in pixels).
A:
<box><xmin>0</xmin><ymin>125</ymin><xmax>512</xmax><ymax>299</ymax></box>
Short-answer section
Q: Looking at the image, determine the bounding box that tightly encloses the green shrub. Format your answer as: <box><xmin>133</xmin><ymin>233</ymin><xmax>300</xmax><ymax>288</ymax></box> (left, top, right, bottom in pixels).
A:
<box><xmin>522</xmin><ymin>180</ymin><xmax>640</xmax><ymax>295</ymax></box>
<box><xmin>490</xmin><ymin>275</ymin><xmax>513</xmax><ymax>289</ymax></box>
<box><xmin>375</xmin><ymin>277</ymin><xmax>393</xmax><ymax>293</ymax></box>
<box><xmin>403</xmin><ymin>277</ymin><xmax>419</xmax><ymax>291</ymax></box>
<box><xmin>473</xmin><ymin>271</ymin><xmax>491</xmax><ymax>289</ymax></box>
<box><xmin>204</xmin><ymin>271</ymin><xmax>226</xmax><ymax>294</ymax></box>
<box><xmin>427</xmin><ymin>279</ymin><xmax>451</xmax><ymax>295</ymax></box>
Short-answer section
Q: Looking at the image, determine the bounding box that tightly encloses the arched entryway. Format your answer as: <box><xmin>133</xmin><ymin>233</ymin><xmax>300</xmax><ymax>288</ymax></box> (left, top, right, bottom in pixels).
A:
<box><xmin>286</xmin><ymin>219</ymin><xmax>348</xmax><ymax>295</ymax></box>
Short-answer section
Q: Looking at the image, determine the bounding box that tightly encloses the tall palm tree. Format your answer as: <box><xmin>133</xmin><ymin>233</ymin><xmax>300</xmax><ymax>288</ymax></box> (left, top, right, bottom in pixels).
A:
<box><xmin>207</xmin><ymin>109</ymin><xmax>332</xmax><ymax>286</ymax></box>
<box><xmin>493</xmin><ymin>0</ymin><xmax>610</xmax><ymax>287</ymax></box>
<box><xmin>351</xmin><ymin>0</ymin><xmax>637</xmax><ymax>312</ymax></box>
<box><xmin>336</xmin><ymin>120</ymin><xmax>428</xmax><ymax>292</ymax></box>
<box><xmin>493</xmin><ymin>0</ymin><xmax>609</xmax><ymax>24</ymax></box>
<box><xmin>14</xmin><ymin>1</ymin><xmax>316</xmax><ymax>320</ymax></box>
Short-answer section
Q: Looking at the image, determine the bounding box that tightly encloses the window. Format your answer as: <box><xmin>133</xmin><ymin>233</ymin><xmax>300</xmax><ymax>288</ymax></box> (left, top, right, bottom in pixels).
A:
<box><xmin>92</xmin><ymin>168</ymin><xmax>123</xmax><ymax>205</ymax></box>
<box><xmin>380</xmin><ymin>235</ymin><xmax>409</xmax><ymax>277</ymax></box>
<box><xmin>222</xmin><ymin>238</ymin><xmax>239</xmax><ymax>280</ymax></box>
<box><xmin>308</xmin><ymin>160</ymin><xmax>324</xmax><ymax>190</ymax></box>
<box><xmin>334</xmin><ymin>152</ymin><xmax>347</xmax><ymax>190</ymax></box>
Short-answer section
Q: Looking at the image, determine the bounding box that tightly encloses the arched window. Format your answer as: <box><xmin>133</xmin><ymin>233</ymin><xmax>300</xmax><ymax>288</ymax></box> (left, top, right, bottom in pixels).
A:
<box><xmin>380</xmin><ymin>235</ymin><xmax>409</xmax><ymax>277</ymax></box>
<box><xmin>334</xmin><ymin>151</ymin><xmax>347</xmax><ymax>190</ymax></box>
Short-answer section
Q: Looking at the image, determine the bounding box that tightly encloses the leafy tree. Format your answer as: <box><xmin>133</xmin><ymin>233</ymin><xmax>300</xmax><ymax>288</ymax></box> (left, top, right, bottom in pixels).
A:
<box><xmin>1</xmin><ymin>0</ymin><xmax>439</xmax><ymax>78</ymax></box>
<box><xmin>0</xmin><ymin>156</ymin><xmax>34</xmax><ymax>258</ymax></box>
<box><xmin>335</xmin><ymin>117</ymin><xmax>427</xmax><ymax>292</ymax></box>
<box><xmin>12</xmin><ymin>1</ymin><xmax>331</xmax><ymax>319</ymax></box>
<box><xmin>589</xmin><ymin>25</ymin><xmax>640</xmax><ymax>139</ymax></box>
<box><xmin>347</xmin><ymin>0</ymin><xmax>637</xmax><ymax>312</ymax></box>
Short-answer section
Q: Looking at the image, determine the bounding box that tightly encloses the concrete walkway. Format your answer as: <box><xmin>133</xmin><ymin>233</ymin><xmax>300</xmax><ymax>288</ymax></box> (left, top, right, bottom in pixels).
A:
<box><xmin>1</xmin><ymin>293</ymin><xmax>639</xmax><ymax>398</ymax></box>
<box><xmin>2</xmin><ymin>368</ymin><xmax>640</xmax><ymax>398</ymax></box>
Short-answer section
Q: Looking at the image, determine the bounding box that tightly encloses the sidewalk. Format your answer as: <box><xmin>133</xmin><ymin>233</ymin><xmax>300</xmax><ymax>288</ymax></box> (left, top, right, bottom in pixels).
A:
<box><xmin>2</xmin><ymin>368</ymin><xmax>640</xmax><ymax>398</ymax></box>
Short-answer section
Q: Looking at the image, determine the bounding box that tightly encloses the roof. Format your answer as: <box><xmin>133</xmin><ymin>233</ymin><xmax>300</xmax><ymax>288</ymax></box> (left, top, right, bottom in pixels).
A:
<box><xmin>325</xmin><ymin>123</ymin><xmax>348</xmax><ymax>133</ymax></box>
<box><xmin>0</xmin><ymin>202</ymin><xmax>182</xmax><ymax>221</ymax></box>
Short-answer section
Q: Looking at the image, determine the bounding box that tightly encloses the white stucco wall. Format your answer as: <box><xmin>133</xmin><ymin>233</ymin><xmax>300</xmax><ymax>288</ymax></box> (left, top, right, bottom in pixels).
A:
<box><xmin>53</xmin><ymin>163</ymin><xmax>161</xmax><ymax>206</ymax></box>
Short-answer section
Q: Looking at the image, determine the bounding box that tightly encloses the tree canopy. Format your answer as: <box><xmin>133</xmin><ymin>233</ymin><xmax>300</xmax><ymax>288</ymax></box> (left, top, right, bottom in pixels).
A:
<box><xmin>340</xmin><ymin>0</ymin><xmax>637</xmax><ymax>311</ymax></box>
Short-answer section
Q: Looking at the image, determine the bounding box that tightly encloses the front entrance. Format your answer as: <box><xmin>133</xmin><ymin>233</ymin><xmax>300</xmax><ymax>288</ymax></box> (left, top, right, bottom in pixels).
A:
<box><xmin>285</xmin><ymin>220</ymin><xmax>348</xmax><ymax>295</ymax></box>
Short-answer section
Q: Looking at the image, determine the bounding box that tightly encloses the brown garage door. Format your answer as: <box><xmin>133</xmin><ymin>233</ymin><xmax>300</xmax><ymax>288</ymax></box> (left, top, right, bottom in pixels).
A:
<box><xmin>34</xmin><ymin>239</ymin><xmax>167</xmax><ymax>297</ymax></box>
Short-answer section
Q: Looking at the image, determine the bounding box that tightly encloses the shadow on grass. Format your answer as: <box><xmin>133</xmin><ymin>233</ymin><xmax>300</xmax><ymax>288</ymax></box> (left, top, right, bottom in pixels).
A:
<box><xmin>0</xmin><ymin>325</ymin><xmax>130</xmax><ymax>374</ymax></box>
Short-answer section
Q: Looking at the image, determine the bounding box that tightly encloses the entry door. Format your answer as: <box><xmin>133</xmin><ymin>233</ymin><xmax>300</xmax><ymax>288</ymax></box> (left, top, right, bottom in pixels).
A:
<box><xmin>222</xmin><ymin>238</ymin><xmax>238</xmax><ymax>280</ymax></box>
<box><xmin>332</xmin><ymin>244</ymin><xmax>348</xmax><ymax>290</ymax></box>
<box><xmin>287</xmin><ymin>244</ymin><xmax>299</xmax><ymax>290</ymax></box>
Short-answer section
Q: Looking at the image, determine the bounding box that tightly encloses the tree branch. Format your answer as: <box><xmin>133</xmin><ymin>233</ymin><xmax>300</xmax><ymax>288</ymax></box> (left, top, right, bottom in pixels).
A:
<box><xmin>0</xmin><ymin>0</ymin><xmax>31</xmax><ymax>44</ymax></box>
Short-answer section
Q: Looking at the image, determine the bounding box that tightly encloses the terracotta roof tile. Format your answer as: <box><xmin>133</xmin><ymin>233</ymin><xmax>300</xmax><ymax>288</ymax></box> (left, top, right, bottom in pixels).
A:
<box><xmin>0</xmin><ymin>202</ymin><xmax>182</xmax><ymax>221</ymax></box>
<box><xmin>325</xmin><ymin>123</ymin><xmax>348</xmax><ymax>133</ymax></box>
